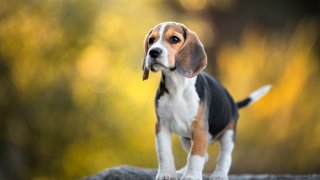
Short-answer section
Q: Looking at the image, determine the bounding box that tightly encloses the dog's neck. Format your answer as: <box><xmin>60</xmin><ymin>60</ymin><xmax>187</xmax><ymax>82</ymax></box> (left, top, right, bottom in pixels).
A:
<box><xmin>161</xmin><ymin>70</ymin><xmax>197</xmax><ymax>95</ymax></box>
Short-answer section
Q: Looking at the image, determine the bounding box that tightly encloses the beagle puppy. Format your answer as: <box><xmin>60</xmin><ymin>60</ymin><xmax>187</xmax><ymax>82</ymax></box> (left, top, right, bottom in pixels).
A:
<box><xmin>142</xmin><ymin>22</ymin><xmax>271</xmax><ymax>180</ymax></box>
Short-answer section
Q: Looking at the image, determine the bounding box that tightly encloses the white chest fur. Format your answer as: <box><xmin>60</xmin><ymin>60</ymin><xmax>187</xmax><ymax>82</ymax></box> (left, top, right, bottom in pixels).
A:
<box><xmin>156</xmin><ymin>72</ymin><xmax>200</xmax><ymax>137</ymax></box>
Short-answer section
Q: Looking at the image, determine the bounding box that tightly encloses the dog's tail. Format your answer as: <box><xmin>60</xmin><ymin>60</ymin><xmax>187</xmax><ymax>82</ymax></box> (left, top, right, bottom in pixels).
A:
<box><xmin>236</xmin><ymin>85</ymin><xmax>272</xmax><ymax>109</ymax></box>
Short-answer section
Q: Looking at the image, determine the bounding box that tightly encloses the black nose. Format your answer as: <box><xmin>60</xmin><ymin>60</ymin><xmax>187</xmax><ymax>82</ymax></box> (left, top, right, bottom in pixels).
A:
<box><xmin>149</xmin><ymin>48</ymin><xmax>162</xmax><ymax>58</ymax></box>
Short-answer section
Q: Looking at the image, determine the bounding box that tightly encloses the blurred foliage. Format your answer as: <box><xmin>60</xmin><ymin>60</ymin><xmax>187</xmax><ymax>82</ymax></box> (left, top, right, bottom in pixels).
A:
<box><xmin>0</xmin><ymin>0</ymin><xmax>319</xmax><ymax>179</ymax></box>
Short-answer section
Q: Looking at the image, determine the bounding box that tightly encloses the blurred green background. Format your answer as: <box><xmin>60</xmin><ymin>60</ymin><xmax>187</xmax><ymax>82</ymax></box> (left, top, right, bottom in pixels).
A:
<box><xmin>0</xmin><ymin>0</ymin><xmax>319</xmax><ymax>179</ymax></box>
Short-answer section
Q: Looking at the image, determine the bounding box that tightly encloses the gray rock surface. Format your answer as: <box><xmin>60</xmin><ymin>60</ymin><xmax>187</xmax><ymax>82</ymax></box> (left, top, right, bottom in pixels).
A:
<box><xmin>83</xmin><ymin>166</ymin><xmax>320</xmax><ymax>180</ymax></box>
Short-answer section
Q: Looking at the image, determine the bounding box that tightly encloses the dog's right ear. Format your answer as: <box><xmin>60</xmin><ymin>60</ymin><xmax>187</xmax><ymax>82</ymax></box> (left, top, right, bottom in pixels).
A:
<box><xmin>142</xmin><ymin>29</ymin><xmax>153</xmax><ymax>81</ymax></box>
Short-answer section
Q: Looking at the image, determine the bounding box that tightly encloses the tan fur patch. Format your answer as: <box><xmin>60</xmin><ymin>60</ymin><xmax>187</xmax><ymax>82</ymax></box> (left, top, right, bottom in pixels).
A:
<box><xmin>190</xmin><ymin>104</ymin><xmax>208</xmax><ymax>156</ymax></box>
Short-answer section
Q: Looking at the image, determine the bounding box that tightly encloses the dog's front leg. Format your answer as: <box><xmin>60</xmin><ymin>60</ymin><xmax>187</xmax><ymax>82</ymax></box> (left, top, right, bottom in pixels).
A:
<box><xmin>182</xmin><ymin>106</ymin><xmax>208</xmax><ymax>180</ymax></box>
<box><xmin>155</xmin><ymin>121</ymin><xmax>177</xmax><ymax>180</ymax></box>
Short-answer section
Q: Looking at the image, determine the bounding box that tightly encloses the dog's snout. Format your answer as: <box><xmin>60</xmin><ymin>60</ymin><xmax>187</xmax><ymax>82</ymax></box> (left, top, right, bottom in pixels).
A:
<box><xmin>149</xmin><ymin>48</ymin><xmax>162</xmax><ymax>58</ymax></box>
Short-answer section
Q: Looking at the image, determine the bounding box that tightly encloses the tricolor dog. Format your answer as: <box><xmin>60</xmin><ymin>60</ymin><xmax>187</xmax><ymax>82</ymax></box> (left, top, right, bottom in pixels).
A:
<box><xmin>142</xmin><ymin>22</ymin><xmax>271</xmax><ymax>180</ymax></box>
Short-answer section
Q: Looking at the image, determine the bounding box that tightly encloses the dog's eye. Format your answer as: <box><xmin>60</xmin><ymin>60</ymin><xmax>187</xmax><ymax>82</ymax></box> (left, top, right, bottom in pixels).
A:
<box><xmin>148</xmin><ymin>37</ymin><xmax>155</xmax><ymax>45</ymax></box>
<box><xmin>169</xmin><ymin>36</ymin><xmax>180</xmax><ymax>44</ymax></box>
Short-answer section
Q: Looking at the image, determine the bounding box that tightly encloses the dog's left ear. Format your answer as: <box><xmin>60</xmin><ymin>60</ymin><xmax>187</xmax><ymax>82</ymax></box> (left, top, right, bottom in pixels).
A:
<box><xmin>175</xmin><ymin>24</ymin><xmax>207</xmax><ymax>78</ymax></box>
<box><xmin>142</xmin><ymin>29</ymin><xmax>152</xmax><ymax>81</ymax></box>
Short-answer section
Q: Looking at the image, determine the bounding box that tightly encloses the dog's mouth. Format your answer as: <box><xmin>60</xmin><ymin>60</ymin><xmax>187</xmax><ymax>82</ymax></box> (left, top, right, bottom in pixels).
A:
<box><xmin>150</xmin><ymin>62</ymin><xmax>167</xmax><ymax>72</ymax></box>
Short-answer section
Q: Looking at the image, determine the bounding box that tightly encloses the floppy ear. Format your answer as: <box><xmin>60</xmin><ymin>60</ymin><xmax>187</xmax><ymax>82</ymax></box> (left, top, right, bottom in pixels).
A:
<box><xmin>175</xmin><ymin>25</ymin><xmax>207</xmax><ymax>78</ymax></box>
<box><xmin>142</xmin><ymin>29</ymin><xmax>152</xmax><ymax>81</ymax></box>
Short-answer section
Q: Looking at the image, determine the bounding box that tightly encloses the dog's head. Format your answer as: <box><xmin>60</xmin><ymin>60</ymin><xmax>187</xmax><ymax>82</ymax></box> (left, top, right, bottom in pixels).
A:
<box><xmin>142</xmin><ymin>22</ymin><xmax>207</xmax><ymax>80</ymax></box>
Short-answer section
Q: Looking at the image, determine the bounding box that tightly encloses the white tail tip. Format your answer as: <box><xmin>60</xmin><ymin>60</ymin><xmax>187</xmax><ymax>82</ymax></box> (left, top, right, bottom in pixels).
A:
<box><xmin>249</xmin><ymin>84</ymin><xmax>272</xmax><ymax>105</ymax></box>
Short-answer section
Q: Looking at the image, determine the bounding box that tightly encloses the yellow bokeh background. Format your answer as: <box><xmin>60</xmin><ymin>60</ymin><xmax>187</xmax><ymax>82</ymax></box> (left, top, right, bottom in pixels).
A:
<box><xmin>0</xmin><ymin>0</ymin><xmax>319</xmax><ymax>179</ymax></box>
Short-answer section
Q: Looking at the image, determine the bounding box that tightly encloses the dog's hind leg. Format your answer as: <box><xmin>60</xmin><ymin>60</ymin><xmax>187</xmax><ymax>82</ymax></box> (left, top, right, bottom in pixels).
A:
<box><xmin>210</xmin><ymin>130</ymin><xmax>235</xmax><ymax>180</ymax></box>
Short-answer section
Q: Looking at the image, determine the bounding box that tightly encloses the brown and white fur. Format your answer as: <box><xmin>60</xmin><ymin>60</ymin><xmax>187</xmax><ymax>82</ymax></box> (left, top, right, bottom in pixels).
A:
<box><xmin>142</xmin><ymin>22</ymin><xmax>271</xmax><ymax>180</ymax></box>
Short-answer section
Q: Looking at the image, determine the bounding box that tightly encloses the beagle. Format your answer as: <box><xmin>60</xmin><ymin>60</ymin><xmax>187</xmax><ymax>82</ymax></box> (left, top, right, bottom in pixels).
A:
<box><xmin>142</xmin><ymin>22</ymin><xmax>271</xmax><ymax>180</ymax></box>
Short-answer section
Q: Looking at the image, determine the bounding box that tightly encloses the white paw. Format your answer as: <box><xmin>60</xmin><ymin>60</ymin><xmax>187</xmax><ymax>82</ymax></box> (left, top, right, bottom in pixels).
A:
<box><xmin>210</xmin><ymin>172</ymin><xmax>229</xmax><ymax>180</ymax></box>
<box><xmin>156</xmin><ymin>173</ymin><xmax>178</xmax><ymax>180</ymax></box>
<box><xmin>181</xmin><ymin>174</ymin><xmax>202</xmax><ymax>180</ymax></box>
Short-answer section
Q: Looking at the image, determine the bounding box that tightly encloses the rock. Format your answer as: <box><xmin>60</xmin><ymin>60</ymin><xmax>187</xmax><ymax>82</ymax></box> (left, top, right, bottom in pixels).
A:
<box><xmin>83</xmin><ymin>165</ymin><xmax>320</xmax><ymax>180</ymax></box>
<box><xmin>83</xmin><ymin>166</ymin><xmax>157</xmax><ymax>180</ymax></box>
